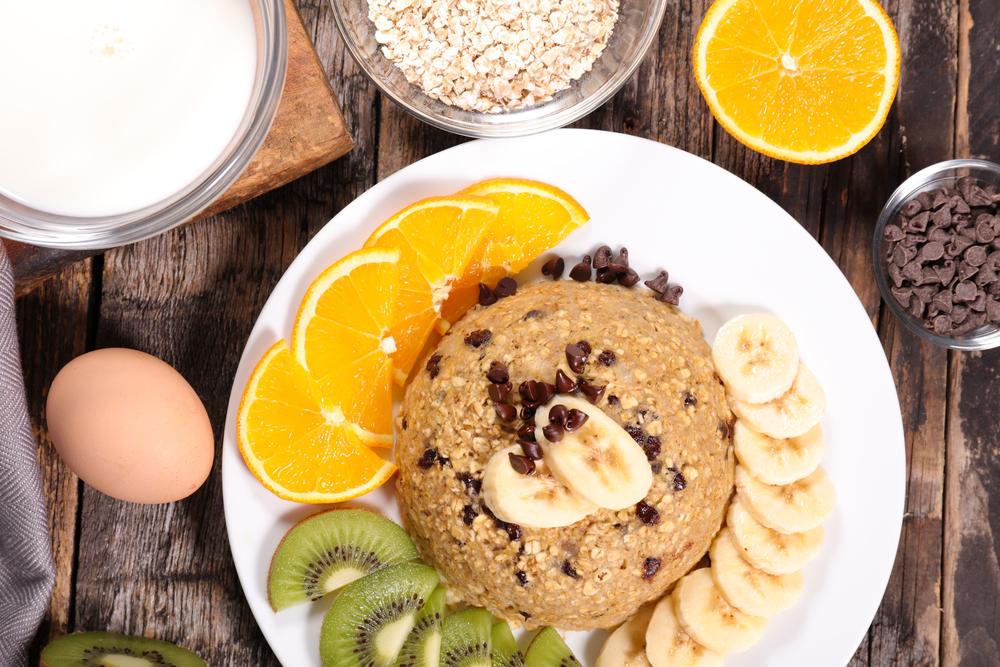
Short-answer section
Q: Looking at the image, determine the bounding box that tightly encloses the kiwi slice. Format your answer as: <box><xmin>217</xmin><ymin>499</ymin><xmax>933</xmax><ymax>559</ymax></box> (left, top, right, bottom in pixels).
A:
<box><xmin>440</xmin><ymin>608</ymin><xmax>493</xmax><ymax>667</ymax></box>
<box><xmin>321</xmin><ymin>562</ymin><xmax>440</xmax><ymax>667</ymax></box>
<box><xmin>40</xmin><ymin>632</ymin><xmax>206</xmax><ymax>667</ymax></box>
<box><xmin>524</xmin><ymin>627</ymin><xmax>581</xmax><ymax>667</ymax></box>
<box><xmin>491</xmin><ymin>621</ymin><xmax>525</xmax><ymax>667</ymax></box>
<box><xmin>268</xmin><ymin>508</ymin><xmax>419</xmax><ymax>611</ymax></box>
<box><xmin>394</xmin><ymin>586</ymin><xmax>446</xmax><ymax>667</ymax></box>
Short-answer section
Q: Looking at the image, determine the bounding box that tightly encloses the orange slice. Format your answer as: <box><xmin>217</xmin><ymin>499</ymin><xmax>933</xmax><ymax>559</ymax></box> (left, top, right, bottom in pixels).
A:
<box><xmin>441</xmin><ymin>178</ymin><xmax>590</xmax><ymax>325</ymax></box>
<box><xmin>363</xmin><ymin>196</ymin><xmax>498</xmax><ymax>382</ymax></box>
<box><xmin>694</xmin><ymin>0</ymin><xmax>900</xmax><ymax>164</ymax></box>
<box><xmin>237</xmin><ymin>341</ymin><xmax>396</xmax><ymax>504</ymax></box>
<box><xmin>291</xmin><ymin>248</ymin><xmax>399</xmax><ymax>443</ymax></box>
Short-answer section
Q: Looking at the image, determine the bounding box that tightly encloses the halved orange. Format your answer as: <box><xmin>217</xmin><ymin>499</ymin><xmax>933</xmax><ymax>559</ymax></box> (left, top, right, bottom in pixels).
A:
<box><xmin>237</xmin><ymin>341</ymin><xmax>396</xmax><ymax>504</ymax></box>
<box><xmin>440</xmin><ymin>178</ymin><xmax>590</xmax><ymax>325</ymax></box>
<box><xmin>291</xmin><ymin>248</ymin><xmax>399</xmax><ymax>443</ymax></box>
<box><xmin>694</xmin><ymin>0</ymin><xmax>900</xmax><ymax>164</ymax></box>
<box><xmin>363</xmin><ymin>196</ymin><xmax>498</xmax><ymax>382</ymax></box>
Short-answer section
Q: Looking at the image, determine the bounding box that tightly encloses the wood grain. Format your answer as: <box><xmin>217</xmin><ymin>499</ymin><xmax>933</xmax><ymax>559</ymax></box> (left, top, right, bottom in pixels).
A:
<box><xmin>942</xmin><ymin>1</ymin><xmax>1000</xmax><ymax>663</ymax></box>
<box><xmin>7</xmin><ymin>0</ymin><xmax>352</xmax><ymax>298</ymax></box>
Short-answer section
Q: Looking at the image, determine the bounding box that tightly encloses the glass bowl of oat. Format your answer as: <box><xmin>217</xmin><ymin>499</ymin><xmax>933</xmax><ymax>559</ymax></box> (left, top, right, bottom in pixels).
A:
<box><xmin>873</xmin><ymin>159</ymin><xmax>1000</xmax><ymax>351</ymax></box>
<box><xmin>331</xmin><ymin>0</ymin><xmax>667</xmax><ymax>137</ymax></box>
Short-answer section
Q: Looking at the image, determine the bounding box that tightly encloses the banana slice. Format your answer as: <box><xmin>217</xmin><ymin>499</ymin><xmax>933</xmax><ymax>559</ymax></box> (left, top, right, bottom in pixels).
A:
<box><xmin>727</xmin><ymin>498</ymin><xmax>824</xmax><ymax>575</ymax></box>
<box><xmin>733</xmin><ymin>421</ymin><xmax>824</xmax><ymax>486</ymax></box>
<box><xmin>482</xmin><ymin>445</ymin><xmax>596</xmax><ymax>529</ymax></box>
<box><xmin>674</xmin><ymin>568</ymin><xmax>767</xmax><ymax>655</ymax></box>
<box><xmin>735</xmin><ymin>465</ymin><xmax>835</xmax><ymax>534</ymax></box>
<box><xmin>710</xmin><ymin>528</ymin><xmax>804</xmax><ymax>618</ymax></box>
<box><xmin>596</xmin><ymin>603</ymin><xmax>655</xmax><ymax>667</ymax></box>
<box><xmin>645</xmin><ymin>596</ymin><xmax>724</xmax><ymax>667</ymax></box>
<box><xmin>730</xmin><ymin>365</ymin><xmax>826</xmax><ymax>440</ymax></box>
<box><xmin>712</xmin><ymin>314</ymin><xmax>799</xmax><ymax>404</ymax></box>
<box><xmin>534</xmin><ymin>396</ymin><xmax>653</xmax><ymax>511</ymax></box>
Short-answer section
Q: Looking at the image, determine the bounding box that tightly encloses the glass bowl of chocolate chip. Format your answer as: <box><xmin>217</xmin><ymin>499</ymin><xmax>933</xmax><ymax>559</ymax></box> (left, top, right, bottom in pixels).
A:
<box><xmin>874</xmin><ymin>159</ymin><xmax>1000</xmax><ymax>350</ymax></box>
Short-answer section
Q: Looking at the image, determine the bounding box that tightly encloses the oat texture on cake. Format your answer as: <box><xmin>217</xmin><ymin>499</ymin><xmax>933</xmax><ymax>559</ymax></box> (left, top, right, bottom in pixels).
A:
<box><xmin>395</xmin><ymin>280</ymin><xmax>735</xmax><ymax>630</ymax></box>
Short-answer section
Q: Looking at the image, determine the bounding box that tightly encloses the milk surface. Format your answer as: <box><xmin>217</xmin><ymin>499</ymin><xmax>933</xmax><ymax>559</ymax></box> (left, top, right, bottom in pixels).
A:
<box><xmin>0</xmin><ymin>0</ymin><xmax>257</xmax><ymax>217</ymax></box>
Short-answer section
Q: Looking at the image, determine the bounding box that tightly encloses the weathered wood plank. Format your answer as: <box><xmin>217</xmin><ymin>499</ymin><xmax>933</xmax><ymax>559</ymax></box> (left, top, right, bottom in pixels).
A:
<box><xmin>15</xmin><ymin>260</ymin><xmax>93</xmax><ymax>656</ymax></box>
<box><xmin>942</xmin><ymin>1</ymin><xmax>1000</xmax><ymax>664</ymax></box>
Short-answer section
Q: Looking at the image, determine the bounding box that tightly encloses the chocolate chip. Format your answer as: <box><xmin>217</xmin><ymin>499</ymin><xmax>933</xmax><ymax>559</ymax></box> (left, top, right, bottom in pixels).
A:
<box><xmin>935</xmin><ymin>260</ymin><xmax>957</xmax><ymax>285</ymax></box>
<box><xmin>658</xmin><ymin>285</ymin><xmax>684</xmax><ymax>306</ymax></box>
<box><xmin>562</xmin><ymin>560</ymin><xmax>580</xmax><ymax>579</ymax></box>
<box><xmin>489</xmin><ymin>382</ymin><xmax>512</xmax><ymax>403</ymax></box>
<box><xmin>465</xmin><ymin>329</ymin><xmax>492</xmax><ymax>347</ymax></box>
<box><xmin>643</xmin><ymin>436</ymin><xmax>661</xmax><ymax>461</ymax></box>
<box><xmin>555</xmin><ymin>369</ymin><xmax>578</xmax><ymax>394</ymax></box>
<box><xmin>976</xmin><ymin>216</ymin><xmax>998</xmax><ymax>244</ymax></box>
<box><xmin>642</xmin><ymin>557</ymin><xmax>661</xmax><ymax>580</ymax></box>
<box><xmin>508</xmin><ymin>452</ymin><xmax>536</xmax><ymax>476</ymax></box>
<box><xmin>519</xmin><ymin>379</ymin><xmax>555</xmax><ymax>405</ymax></box>
<box><xmin>437</xmin><ymin>455</ymin><xmax>451</xmax><ymax>468</ymax></box>
<box><xmin>966</xmin><ymin>245</ymin><xmax>989</xmax><ymax>267</ymax></box>
<box><xmin>593</xmin><ymin>245</ymin><xmax>613</xmax><ymax>270</ymax></box>
<box><xmin>718</xmin><ymin>420</ymin><xmax>730</xmax><ymax>439</ymax></box>
<box><xmin>478</xmin><ymin>283</ymin><xmax>498</xmax><ymax>306</ymax></box>
<box><xmin>401</xmin><ymin>417</ymin><xmax>408</xmax><ymax>431</ymax></box>
<box><xmin>541</xmin><ymin>256</ymin><xmax>565</xmax><ymax>280</ymax></box>
<box><xmin>987</xmin><ymin>298</ymin><xmax>1000</xmax><ymax>323</ymax></box>
<box><xmin>578</xmin><ymin>380</ymin><xmax>606</xmax><ymax>403</ymax></box>
<box><xmin>636</xmin><ymin>501</ymin><xmax>660</xmax><ymax>526</ymax></box>
<box><xmin>598</xmin><ymin>349</ymin><xmax>616</xmax><ymax>366</ymax></box>
<box><xmin>570</xmin><ymin>255</ymin><xmax>593</xmax><ymax>281</ymax></box>
<box><xmin>462</xmin><ymin>504</ymin><xmax>477</xmax><ymax>526</ymax></box>
<box><xmin>576</xmin><ymin>340</ymin><xmax>592</xmax><ymax>355</ymax></box>
<box><xmin>520</xmin><ymin>405</ymin><xmax>536</xmax><ymax>421</ymax></box>
<box><xmin>683</xmin><ymin>392</ymin><xmax>697</xmax><ymax>407</ymax></box>
<box><xmin>955</xmin><ymin>280</ymin><xmax>978</xmax><ymax>302</ymax></box>
<box><xmin>933</xmin><ymin>315</ymin><xmax>953</xmax><ymax>335</ymax></box>
<box><xmin>672</xmin><ymin>468</ymin><xmax>687</xmax><ymax>491</ymax></box>
<box><xmin>542</xmin><ymin>423</ymin><xmax>564</xmax><ymax>443</ymax></box>
<box><xmin>495</xmin><ymin>277</ymin><xmax>517</xmax><ymax>298</ymax></box>
<box><xmin>419</xmin><ymin>448</ymin><xmax>438</xmax><ymax>469</ymax></box>
<box><xmin>564</xmin><ymin>409</ymin><xmax>589</xmax><ymax>432</ymax></box>
<box><xmin>619</xmin><ymin>268</ymin><xmax>641</xmax><ymax>287</ymax></box>
<box><xmin>501</xmin><ymin>522</ymin><xmax>522</xmax><ymax>541</ymax></box>
<box><xmin>607</xmin><ymin>395</ymin><xmax>620</xmax><ymax>407</ymax></box>
<box><xmin>520</xmin><ymin>440</ymin><xmax>543</xmax><ymax>460</ymax></box>
<box><xmin>932</xmin><ymin>206</ymin><xmax>953</xmax><ymax>228</ymax></box>
<box><xmin>487</xmin><ymin>360</ymin><xmax>509</xmax><ymax>384</ymax></box>
<box><xmin>644</xmin><ymin>270</ymin><xmax>669</xmax><ymax>294</ymax></box>
<box><xmin>517</xmin><ymin>422</ymin><xmax>537</xmax><ymax>442</ymax></box>
<box><xmin>921</xmin><ymin>241</ymin><xmax>945</xmax><ymax>261</ymax></box>
<box><xmin>549</xmin><ymin>404</ymin><xmax>569</xmax><ymax>426</ymax></box>
<box><xmin>901</xmin><ymin>199</ymin><xmax>923</xmax><ymax>216</ymax></box>
<box><xmin>909</xmin><ymin>211</ymin><xmax>931</xmax><ymax>232</ymax></box>
<box><xmin>494</xmin><ymin>402</ymin><xmax>517</xmax><ymax>422</ymax></box>
<box><xmin>457</xmin><ymin>472</ymin><xmax>482</xmax><ymax>494</ymax></box>
<box><xmin>565</xmin><ymin>343</ymin><xmax>589</xmax><ymax>373</ymax></box>
<box><xmin>616</xmin><ymin>247</ymin><xmax>630</xmax><ymax>268</ymax></box>
<box><xmin>515</xmin><ymin>570</ymin><xmax>528</xmax><ymax>586</ymax></box>
<box><xmin>884</xmin><ymin>224</ymin><xmax>905</xmax><ymax>242</ymax></box>
<box><xmin>426</xmin><ymin>353</ymin><xmax>442</xmax><ymax>378</ymax></box>
<box><xmin>595</xmin><ymin>267</ymin><xmax>618</xmax><ymax>284</ymax></box>
<box><xmin>523</xmin><ymin>309</ymin><xmax>545</xmax><ymax>320</ymax></box>
<box><xmin>624</xmin><ymin>424</ymin><xmax>644</xmax><ymax>443</ymax></box>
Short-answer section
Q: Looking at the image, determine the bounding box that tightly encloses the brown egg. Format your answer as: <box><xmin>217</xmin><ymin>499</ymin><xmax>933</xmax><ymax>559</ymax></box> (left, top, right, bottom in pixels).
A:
<box><xmin>46</xmin><ymin>348</ymin><xmax>214</xmax><ymax>504</ymax></box>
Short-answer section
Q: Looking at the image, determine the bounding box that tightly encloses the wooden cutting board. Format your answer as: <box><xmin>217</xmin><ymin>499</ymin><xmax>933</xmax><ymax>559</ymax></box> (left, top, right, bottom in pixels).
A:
<box><xmin>7</xmin><ymin>0</ymin><xmax>353</xmax><ymax>296</ymax></box>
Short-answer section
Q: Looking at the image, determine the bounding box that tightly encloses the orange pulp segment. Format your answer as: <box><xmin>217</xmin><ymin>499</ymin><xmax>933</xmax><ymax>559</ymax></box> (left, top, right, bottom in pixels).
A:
<box><xmin>291</xmin><ymin>247</ymin><xmax>399</xmax><ymax>443</ymax></box>
<box><xmin>237</xmin><ymin>341</ymin><xmax>396</xmax><ymax>504</ymax></box>
<box><xmin>363</xmin><ymin>196</ymin><xmax>498</xmax><ymax>381</ymax></box>
<box><xmin>694</xmin><ymin>0</ymin><xmax>900</xmax><ymax>164</ymax></box>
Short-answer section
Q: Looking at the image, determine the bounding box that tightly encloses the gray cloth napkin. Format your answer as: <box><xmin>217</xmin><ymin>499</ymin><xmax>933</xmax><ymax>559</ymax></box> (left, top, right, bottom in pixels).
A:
<box><xmin>0</xmin><ymin>245</ymin><xmax>54</xmax><ymax>666</ymax></box>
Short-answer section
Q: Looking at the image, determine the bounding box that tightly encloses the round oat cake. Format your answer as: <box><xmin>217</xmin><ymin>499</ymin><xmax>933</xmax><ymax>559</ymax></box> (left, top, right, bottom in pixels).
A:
<box><xmin>395</xmin><ymin>280</ymin><xmax>734</xmax><ymax>630</ymax></box>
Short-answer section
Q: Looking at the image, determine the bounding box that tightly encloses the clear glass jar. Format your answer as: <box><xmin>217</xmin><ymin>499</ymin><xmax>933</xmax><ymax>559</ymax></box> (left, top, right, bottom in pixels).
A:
<box><xmin>0</xmin><ymin>0</ymin><xmax>288</xmax><ymax>250</ymax></box>
<box><xmin>331</xmin><ymin>0</ymin><xmax>668</xmax><ymax>138</ymax></box>
<box><xmin>873</xmin><ymin>159</ymin><xmax>1000</xmax><ymax>351</ymax></box>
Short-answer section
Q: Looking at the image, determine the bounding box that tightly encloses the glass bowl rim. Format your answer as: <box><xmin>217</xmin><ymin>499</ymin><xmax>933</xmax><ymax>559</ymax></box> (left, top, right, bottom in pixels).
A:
<box><xmin>330</xmin><ymin>0</ymin><xmax>669</xmax><ymax>139</ymax></box>
<box><xmin>872</xmin><ymin>157</ymin><xmax>1000</xmax><ymax>351</ymax></box>
<box><xmin>0</xmin><ymin>0</ymin><xmax>288</xmax><ymax>251</ymax></box>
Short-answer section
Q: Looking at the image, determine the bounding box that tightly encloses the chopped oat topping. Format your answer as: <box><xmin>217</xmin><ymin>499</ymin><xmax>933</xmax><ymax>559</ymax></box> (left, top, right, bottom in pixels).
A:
<box><xmin>368</xmin><ymin>0</ymin><xmax>620</xmax><ymax>113</ymax></box>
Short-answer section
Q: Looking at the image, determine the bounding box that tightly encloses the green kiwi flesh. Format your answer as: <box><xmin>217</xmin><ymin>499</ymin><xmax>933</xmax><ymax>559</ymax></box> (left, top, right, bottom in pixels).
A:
<box><xmin>393</xmin><ymin>586</ymin><xmax>446</xmax><ymax>667</ymax></box>
<box><xmin>320</xmin><ymin>562</ymin><xmax>439</xmax><ymax>667</ymax></box>
<box><xmin>440</xmin><ymin>608</ymin><xmax>493</xmax><ymax>667</ymax></box>
<box><xmin>491</xmin><ymin>621</ymin><xmax>525</xmax><ymax>667</ymax></box>
<box><xmin>524</xmin><ymin>627</ymin><xmax>581</xmax><ymax>667</ymax></box>
<box><xmin>40</xmin><ymin>632</ymin><xmax>206</xmax><ymax>667</ymax></box>
<box><xmin>268</xmin><ymin>509</ymin><xmax>419</xmax><ymax>611</ymax></box>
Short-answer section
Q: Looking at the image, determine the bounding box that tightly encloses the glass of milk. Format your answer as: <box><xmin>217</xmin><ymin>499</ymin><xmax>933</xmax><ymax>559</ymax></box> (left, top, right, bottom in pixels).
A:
<box><xmin>0</xmin><ymin>0</ymin><xmax>287</xmax><ymax>248</ymax></box>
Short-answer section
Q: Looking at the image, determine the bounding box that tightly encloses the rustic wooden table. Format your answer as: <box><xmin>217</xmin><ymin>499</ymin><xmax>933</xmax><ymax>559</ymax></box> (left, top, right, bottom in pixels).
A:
<box><xmin>15</xmin><ymin>0</ymin><xmax>999</xmax><ymax>664</ymax></box>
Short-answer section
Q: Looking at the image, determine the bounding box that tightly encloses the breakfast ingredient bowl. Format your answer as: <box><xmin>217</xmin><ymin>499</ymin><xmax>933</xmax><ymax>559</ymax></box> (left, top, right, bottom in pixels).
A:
<box><xmin>0</xmin><ymin>0</ymin><xmax>287</xmax><ymax>250</ymax></box>
<box><xmin>330</xmin><ymin>0</ymin><xmax>668</xmax><ymax>138</ymax></box>
<box><xmin>873</xmin><ymin>159</ymin><xmax>1000</xmax><ymax>351</ymax></box>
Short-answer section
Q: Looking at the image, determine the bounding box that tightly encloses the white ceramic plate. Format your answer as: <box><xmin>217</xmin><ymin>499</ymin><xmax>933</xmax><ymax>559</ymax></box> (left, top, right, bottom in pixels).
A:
<box><xmin>223</xmin><ymin>129</ymin><xmax>905</xmax><ymax>666</ymax></box>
